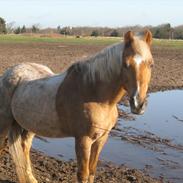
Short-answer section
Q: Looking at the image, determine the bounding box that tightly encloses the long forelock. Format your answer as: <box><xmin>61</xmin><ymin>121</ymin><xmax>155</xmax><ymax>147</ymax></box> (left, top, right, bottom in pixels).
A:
<box><xmin>69</xmin><ymin>43</ymin><xmax>124</xmax><ymax>84</ymax></box>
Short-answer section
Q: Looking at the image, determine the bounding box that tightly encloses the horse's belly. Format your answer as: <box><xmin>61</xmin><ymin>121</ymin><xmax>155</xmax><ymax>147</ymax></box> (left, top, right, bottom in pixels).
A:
<box><xmin>13</xmin><ymin>104</ymin><xmax>64</xmax><ymax>138</ymax></box>
<box><xmin>11</xmin><ymin>74</ymin><xmax>67</xmax><ymax>138</ymax></box>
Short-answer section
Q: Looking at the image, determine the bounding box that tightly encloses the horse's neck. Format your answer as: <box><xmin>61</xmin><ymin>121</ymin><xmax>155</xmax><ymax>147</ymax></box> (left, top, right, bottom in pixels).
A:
<box><xmin>81</xmin><ymin>42</ymin><xmax>123</xmax><ymax>84</ymax></box>
<box><xmin>67</xmin><ymin>42</ymin><xmax>126</xmax><ymax>105</ymax></box>
<box><xmin>95</xmin><ymin>74</ymin><xmax>126</xmax><ymax>105</ymax></box>
<box><xmin>94</xmin><ymin>43</ymin><xmax>126</xmax><ymax>104</ymax></box>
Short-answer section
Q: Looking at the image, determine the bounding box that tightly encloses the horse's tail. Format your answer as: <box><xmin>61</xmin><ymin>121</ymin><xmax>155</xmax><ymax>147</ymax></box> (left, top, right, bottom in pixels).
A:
<box><xmin>8</xmin><ymin>121</ymin><xmax>27</xmax><ymax>183</ymax></box>
<box><xmin>0</xmin><ymin>74</ymin><xmax>19</xmax><ymax>153</ymax></box>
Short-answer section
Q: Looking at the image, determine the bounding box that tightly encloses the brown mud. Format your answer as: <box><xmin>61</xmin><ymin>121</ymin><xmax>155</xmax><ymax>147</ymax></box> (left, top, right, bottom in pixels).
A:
<box><xmin>0</xmin><ymin>148</ymin><xmax>160</xmax><ymax>183</ymax></box>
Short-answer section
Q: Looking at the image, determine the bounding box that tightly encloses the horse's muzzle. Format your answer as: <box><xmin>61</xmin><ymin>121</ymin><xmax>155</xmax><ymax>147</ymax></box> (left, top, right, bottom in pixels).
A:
<box><xmin>129</xmin><ymin>97</ymin><xmax>147</xmax><ymax>115</ymax></box>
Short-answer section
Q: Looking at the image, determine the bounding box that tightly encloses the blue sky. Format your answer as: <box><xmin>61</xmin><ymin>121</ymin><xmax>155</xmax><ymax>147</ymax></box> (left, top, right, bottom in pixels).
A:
<box><xmin>1</xmin><ymin>0</ymin><xmax>183</xmax><ymax>28</ymax></box>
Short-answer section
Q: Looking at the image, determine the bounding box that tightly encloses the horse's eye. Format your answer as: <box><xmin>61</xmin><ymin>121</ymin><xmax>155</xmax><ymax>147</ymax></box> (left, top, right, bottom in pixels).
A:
<box><xmin>150</xmin><ymin>63</ymin><xmax>154</xmax><ymax>69</ymax></box>
<box><xmin>123</xmin><ymin>63</ymin><xmax>129</xmax><ymax>69</ymax></box>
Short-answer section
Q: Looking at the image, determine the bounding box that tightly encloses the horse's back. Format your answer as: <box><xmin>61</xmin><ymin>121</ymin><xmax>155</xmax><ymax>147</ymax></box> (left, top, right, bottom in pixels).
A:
<box><xmin>11</xmin><ymin>72</ymin><xmax>68</xmax><ymax>137</ymax></box>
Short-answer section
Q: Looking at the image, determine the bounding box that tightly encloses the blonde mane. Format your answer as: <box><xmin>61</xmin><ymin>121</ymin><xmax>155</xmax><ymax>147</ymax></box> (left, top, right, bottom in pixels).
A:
<box><xmin>68</xmin><ymin>42</ymin><xmax>124</xmax><ymax>83</ymax></box>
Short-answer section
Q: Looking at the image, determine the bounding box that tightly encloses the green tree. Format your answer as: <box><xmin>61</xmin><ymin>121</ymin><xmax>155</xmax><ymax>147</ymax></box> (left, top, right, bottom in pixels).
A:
<box><xmin>173</xmin><ymin>25</ymin><xmax>183</xmax><ymax>39</ymax></box>
<box><xmin>153</xmin><ymin>23</ymin><xmax>172</xmax><ymax>39</ymax></box>
<box><xmin>32</xmin><ymin>25</ymin><xmax>39</xmax><ymax>33</ymax></box>
<box><xmin>0</xmin><ymin>17</ymin><xmax>7</xmax><ymax>34</ymax></box>
<box><xmin>57</xmin><ymin>25</ymin><xmax>61</xmax><ymax>33</ymax></box>
<box><xmin>60</xmin><ymin>27</ymin><xmax>71</xmax><ymax>35</ymax></box>
<box><xmin>21</xmin><ymin>25</ymin><xmax>26</xmax><ymax>33</ymax></box>
<box><xmin>14</xmin><ymin>27</ymin><xmax>21</xmax><ymax>34</ymax></box>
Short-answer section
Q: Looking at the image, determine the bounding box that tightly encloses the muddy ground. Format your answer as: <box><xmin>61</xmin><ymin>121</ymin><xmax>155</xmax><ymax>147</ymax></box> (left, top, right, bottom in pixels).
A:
<box><xmin>0</xmin><ymin>148</ymin><xmax>160</xmax><ymax>183</ymax></box>
<box><xmin>0</xmin><ymin>42</ymin><xmax>183</xmax><ymax>183</ymax></box>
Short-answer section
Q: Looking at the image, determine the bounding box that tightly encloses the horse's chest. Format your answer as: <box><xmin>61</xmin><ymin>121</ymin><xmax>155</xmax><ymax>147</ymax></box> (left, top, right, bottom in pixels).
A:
<box><xmin>11</xmin><ymin>74</ymin><xmax>66</xmax><ymax>137</ymax></box>
<box><xmin>85</xmin><ymin>104</ymin><xmax>118</xmax><ymax>131</ymax></box>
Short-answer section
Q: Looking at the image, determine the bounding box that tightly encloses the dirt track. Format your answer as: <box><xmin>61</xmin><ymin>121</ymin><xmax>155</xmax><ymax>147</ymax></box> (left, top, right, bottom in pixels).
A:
<box><xmin>0</xmin><ymin>42</ymin><xmax>183</xmax><ymax>183</ymax></box>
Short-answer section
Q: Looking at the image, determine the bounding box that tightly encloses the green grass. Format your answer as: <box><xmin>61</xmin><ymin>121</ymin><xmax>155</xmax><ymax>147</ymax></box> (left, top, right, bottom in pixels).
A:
<box><xmin>0</xmin><ymin>34</ymin><xmax>121</xmax><ymax>45</ymax></box>
<box><xmin>153</xmin><ymin>39</ymin><xmax>183</xmax><ymax>49</ymax></box>
<box><xmin>0</xmin><ymin>34</ymin><xmax>183</xmax><ymax>48</ymax></box>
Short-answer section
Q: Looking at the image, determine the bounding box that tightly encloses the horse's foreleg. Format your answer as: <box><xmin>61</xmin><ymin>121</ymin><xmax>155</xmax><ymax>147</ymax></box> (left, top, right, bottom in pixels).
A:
<box><xmin>21</xmin><ymin>130</ymin><xmax>37</xmax><ymax>183</ymax></box>
<box><xmin>88</xmin><ymin>133</ymin><xmax>109</xmax><ymax>183</ymax></box>
<box><xmin>75</xmin><ymin>136</ymin><xmax>93</xmax><ymax>183</ymax></box>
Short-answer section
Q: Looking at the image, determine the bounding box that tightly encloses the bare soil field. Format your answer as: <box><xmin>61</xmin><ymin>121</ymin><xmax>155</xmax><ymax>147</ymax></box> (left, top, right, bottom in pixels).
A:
<box><xmin>0</xmin><ymin>42</ymin><xmax>183</xmax><ymax>183</ymax></box>
<box><xmin>0</xmin><ymin>42</ymin><xmax>183</xmax><ymax>92</ymax></box>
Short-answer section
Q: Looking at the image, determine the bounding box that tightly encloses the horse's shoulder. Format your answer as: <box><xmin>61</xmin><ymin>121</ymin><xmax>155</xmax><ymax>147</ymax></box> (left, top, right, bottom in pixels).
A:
<box><xmin>84</xmin><ymin>103</ymin><xmax>118</xmax><ymax>123</ymax></box>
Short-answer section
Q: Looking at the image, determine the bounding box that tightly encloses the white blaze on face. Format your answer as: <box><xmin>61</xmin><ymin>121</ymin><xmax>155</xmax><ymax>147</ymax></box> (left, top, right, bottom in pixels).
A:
<box><xmin>133</xmin><ymin>82</ymin><xmax>140</xmax><ymax>108</ymax></box>
<box><xmin>134</xmin><ymin>54</ymin><xmax>143</xmax><ymax>68</ymax></box>
<box><xmin>133</xmin><ymin>54</ymin><xmax>143</xmax><ymax>107</ymax></box>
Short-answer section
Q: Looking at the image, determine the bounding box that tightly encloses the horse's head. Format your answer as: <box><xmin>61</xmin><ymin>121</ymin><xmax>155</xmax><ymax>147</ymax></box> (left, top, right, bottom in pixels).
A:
<box><xmin>122</xmin><ymin>30</ymin><xmax>154</xmax><ymax>115</ymax></box>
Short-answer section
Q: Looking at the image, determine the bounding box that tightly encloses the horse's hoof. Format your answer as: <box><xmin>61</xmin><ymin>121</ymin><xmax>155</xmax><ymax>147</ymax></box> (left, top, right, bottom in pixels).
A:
<box><xmin>28</xmin><ymin>177</ymin><xmax>38</xmax><ymax>183</ymax></box>
<box><xmin>89</xmin><ymin>175</ymin><xmax>95</xmax><ymax>183</ymax></box>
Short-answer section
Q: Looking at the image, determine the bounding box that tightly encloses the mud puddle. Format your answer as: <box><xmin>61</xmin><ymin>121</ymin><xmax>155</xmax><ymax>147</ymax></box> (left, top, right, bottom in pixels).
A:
<box><xmin>33</xmin><ymin>90</ymin><xmax>183</xmax><ymax>183</ymax></box>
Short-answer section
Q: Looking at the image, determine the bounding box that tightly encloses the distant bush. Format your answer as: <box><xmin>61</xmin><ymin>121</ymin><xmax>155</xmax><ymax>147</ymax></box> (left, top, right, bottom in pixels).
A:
<box><xmin>173</xmin><ymin>26</ymin><xmax>183</xmax><ymax>39</ymax></box>
<box><xmin>59</xmin><ymin>27</ymin><xmax>72</xmax><ymax>35</ymax></box>
<box><xmin>14</xmin><ymin>25</ymin><xmax>27</xmax><ymax>34</ymax></box>
<box><xmin>0</xmin><ymin>17</ymin><xmax>7</xmax><ymax>34</ymax></box>
<box><xmin>110</xmin><ymin>30</ymin><xmax>119</xmax><ymax>37</ymax></box>
<box><xmin>32</xmin><ymin>25</ymin><xmax>39</xmax><ymax>33</ymax></box>
<box><xmin>174</xmin><ymin>30</ymin><xmax>183</xmax><ymax>39</ymax></box>
<box><xmin>2</xmin><ymin>20</ymin><xmax>183</xmax><ymax>40</ymax></box>
<box><xmin>57</xmin><ymin>25</ymin><xmax>61</xmax><ymax>33</ymax></box>
<box><xmin>91</xmin><ymin>30</ymin><xmax>99</xmax><ymax>37</ymax></box>
<box><xmin>14</xmin><ymin>27</ymin><xmax>21</xmax><ymax>34</ymax></box>
<box><xmin>21</xmin><ymin>25</ymin><xmax>26</xmax><ymax>33</ymax></box>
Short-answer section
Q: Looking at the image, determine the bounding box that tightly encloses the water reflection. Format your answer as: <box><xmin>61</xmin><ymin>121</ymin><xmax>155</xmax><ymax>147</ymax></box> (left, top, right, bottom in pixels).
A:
<box><xmin>33</xmin><ymin>90</ymin><xmax>183</xmax><ymax>182</ymax></box>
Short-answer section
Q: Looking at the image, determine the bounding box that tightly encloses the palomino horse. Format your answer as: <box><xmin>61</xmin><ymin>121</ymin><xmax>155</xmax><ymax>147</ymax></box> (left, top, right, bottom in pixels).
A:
<box><xmin>0</xmin><ymin>30</ymin><xmax>153</xmax><ymax>183</ymax></box>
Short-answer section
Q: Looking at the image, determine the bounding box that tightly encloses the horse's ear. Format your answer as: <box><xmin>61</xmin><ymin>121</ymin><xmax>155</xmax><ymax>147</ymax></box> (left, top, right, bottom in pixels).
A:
<box><xmin>144</xmin><ymin>29</ymin><xmax>152</xmax><ymax>47</ymax></box>
<box><xmin>124</xmin><ymin>31</ymin><xmax>134</xmax><ymax>45</ymax></box>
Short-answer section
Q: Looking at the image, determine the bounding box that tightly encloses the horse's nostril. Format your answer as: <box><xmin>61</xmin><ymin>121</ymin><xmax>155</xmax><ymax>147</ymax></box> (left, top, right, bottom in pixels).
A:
<box><xmin>140</xmin><ymin>102</ymin><xmax>144</xmax><ymax>108</ymax></box>
<box><xmin>130</xmin><ymin>97</ymin><xmax>135</xmax><ymax>108</ymax></box>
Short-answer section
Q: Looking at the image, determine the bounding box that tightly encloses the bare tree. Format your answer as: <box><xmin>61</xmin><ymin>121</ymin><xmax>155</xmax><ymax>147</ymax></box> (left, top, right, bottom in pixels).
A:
<box><xmin>6</xmin><ymin>21</ymin><xmax>16</xmax><ymax>33</ymax></box>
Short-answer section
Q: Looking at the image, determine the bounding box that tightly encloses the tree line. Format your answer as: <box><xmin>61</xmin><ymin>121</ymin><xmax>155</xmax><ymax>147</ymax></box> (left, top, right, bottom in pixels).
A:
<box><xmin>0</xmin><ymin>17</ymin><xmax>183</xmax><ymax>39</ymax></box>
